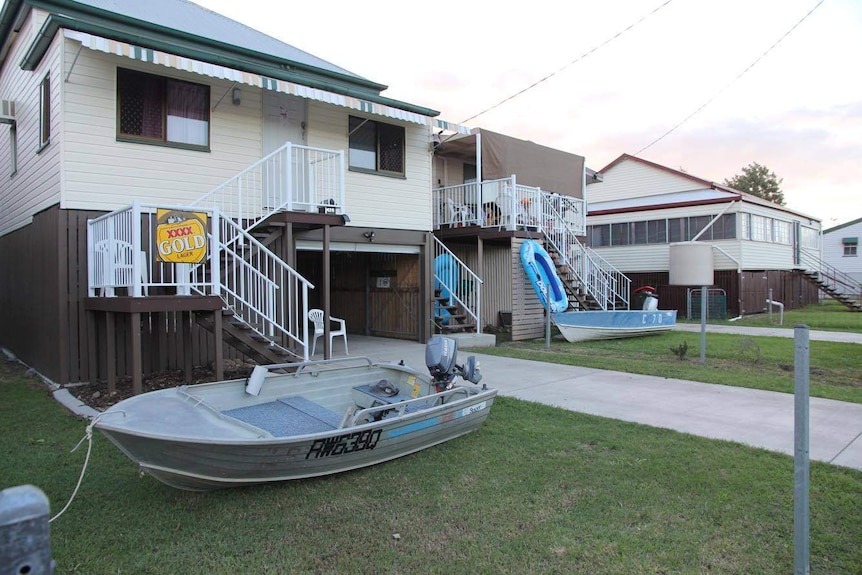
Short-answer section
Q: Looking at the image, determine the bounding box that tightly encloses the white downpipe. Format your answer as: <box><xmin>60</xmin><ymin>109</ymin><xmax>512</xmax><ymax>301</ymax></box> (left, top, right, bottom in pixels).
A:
<box><xmin>767</xmin><ymin>299</ymin><xmax>784</xmax><ymax>325</ymax></box>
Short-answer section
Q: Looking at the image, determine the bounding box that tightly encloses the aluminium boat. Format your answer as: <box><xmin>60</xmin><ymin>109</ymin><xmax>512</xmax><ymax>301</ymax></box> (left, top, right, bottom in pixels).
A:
<box><xmin>95</xmin><ymin>336</ymin><xmax>496</xmax><ymax>491</ymax></box>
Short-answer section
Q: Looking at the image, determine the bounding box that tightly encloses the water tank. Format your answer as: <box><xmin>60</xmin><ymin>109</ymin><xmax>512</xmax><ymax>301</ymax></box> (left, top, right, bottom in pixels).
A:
<box><xmin>669</xmin><ymin>242</ymin><xmax>714</xmax><ymax>285</ymax></box>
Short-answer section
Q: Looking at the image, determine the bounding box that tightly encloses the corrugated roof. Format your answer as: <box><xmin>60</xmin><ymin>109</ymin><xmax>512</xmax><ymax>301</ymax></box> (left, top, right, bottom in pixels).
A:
<box><xmin>68</xmin><ymin>0</ymin><xmax>367</xmax><ymax>82</ymax></box>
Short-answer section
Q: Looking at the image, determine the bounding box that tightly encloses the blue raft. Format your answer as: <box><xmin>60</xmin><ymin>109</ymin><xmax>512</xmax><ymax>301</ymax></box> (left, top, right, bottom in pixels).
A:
<box><xmin>520</xmin><ymin>239</ymin><xmax>568</xmax><ymax>313</ymax></box>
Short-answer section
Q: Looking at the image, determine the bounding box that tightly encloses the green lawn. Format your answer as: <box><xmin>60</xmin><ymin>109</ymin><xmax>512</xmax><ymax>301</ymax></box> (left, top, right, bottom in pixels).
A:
<box><xmin>681</xmin><ymin>300</ymin><xmax>862</xmax><ymax>333</ymax></box>
<box><xmin>479</xmin><ymin>320</ymin><xmax>862</xmax><ymax>405</ymax></box>
<box><xmin>2</xmin><ymin>359</ymin><xmax>860</xmax><ymax>574</ymax></box>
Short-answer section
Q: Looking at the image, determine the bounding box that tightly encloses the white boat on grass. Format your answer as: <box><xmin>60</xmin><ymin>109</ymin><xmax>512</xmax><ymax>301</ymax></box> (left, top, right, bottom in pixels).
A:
<box><xmin>95</xmin><ymin>336</ymin><xmax>496</xmax><ymax>491</ymax></box>
<box><xmin>552</xmin><ymin>310</ymin><xmax>677</xmax><ymax>343</ymax></box>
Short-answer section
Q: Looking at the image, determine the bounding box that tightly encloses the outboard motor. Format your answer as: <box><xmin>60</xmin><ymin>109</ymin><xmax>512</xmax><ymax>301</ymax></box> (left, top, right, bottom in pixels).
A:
<box><xmin>634</xmin><ymin>285</ymin><xmax>659</xmax><ymax>311</ymax></box>
<box><xmin>425</xmin><ymin>335</ymin><xmax>482</xmax><ymax>391</ymax></box>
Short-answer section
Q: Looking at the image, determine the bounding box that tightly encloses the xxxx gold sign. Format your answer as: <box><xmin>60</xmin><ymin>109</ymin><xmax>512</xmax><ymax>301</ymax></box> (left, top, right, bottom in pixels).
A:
<box><xmin>155</xmin><ymin>209</ymin><xmax>208</xmax><ymax>263</ymax></box>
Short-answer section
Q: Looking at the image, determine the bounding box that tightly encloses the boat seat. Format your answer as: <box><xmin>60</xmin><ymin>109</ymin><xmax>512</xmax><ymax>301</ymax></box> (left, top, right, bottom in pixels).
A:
<box><xmin>222</xmin><ymin>397</ymin><xmax>341</xmax><ymax>437</ymax></box>
<box><xmin>352</xmin><ymin>384</ymin><xmax>433</xmax><ymax>414</ymax></box>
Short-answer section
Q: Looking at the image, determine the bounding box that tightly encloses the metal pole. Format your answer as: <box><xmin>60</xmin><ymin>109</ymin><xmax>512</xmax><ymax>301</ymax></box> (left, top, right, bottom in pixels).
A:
<box><xmin>768</xmin><ymin>288</ymin><xmax>773</xmax><ymax>322</ymax></box>
<box><xmin>794</xmin><ymin>325</ymin><xmax>810</xmax><ymax>575</ymax></box>
<box><xmin>545</xmin><ymin>282</ymin><xmax>552</xmax><ymax>349</ymax></box>
<box><xmin>700</xmin><ymin>286</ymin><xmax>707</xmax><ymax>363</ymax></box>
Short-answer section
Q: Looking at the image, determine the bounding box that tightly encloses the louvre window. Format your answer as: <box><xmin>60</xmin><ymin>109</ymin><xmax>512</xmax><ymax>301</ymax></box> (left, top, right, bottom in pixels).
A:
<box><xmin>348</xmin><ymin>116</ymin><xmax>405</xmax><ymax>175</ymax></box>
<box><xmin>611</xmin><ymin>222</ymin><xmax>630</xmax><ymax>246</ymax></box>
<box><xmin>117</xmin><ymin>68</ymin><xmax>210</xmax><ymax>149</ymax></box>
<box><xmin>587</xmin><ymin>224</ymin><xmax>610</xmax><ymax>247</ymax></box>
<box><xmin>589</xmin><ymin>216</ymin><xmax>733</xmax><ymax>247</ymax></box>
<box><xmin>647</xmin><ymin>219</ymin><xmax>666</xmax><ymax>243</ymax></box>
<box><xmin>38</xmin><ymin>74</ymin><xmax>50</xmax><ymax>149</ymax></box>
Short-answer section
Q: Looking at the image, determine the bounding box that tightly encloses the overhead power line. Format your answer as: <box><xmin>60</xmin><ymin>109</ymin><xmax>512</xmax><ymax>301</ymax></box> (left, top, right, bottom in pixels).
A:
<box><xmin>635</xmin><ymin>0</ymin><xmax>826</xmax><ymax>155</ymax></box>
<box><xmin>457</xmin><ymin>0</ymin><xmax>675</xmax><ymax>125</ymax></box>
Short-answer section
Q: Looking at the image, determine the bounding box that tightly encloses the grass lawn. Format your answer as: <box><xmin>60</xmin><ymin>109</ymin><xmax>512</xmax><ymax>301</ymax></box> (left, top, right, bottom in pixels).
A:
<box><xmin>478</xmin><ymin>329</ymin><xmax>862</xmax><ymax>405</ymax></box>
<box><xmin>3</xmin><ymin>359</ymin><xmax>861</xmax><ymax>574</ymax></box>
<box><xmin>680</xmin><ymin>300</ymin><xmax>862</xmax><ymax>334</ymax></box>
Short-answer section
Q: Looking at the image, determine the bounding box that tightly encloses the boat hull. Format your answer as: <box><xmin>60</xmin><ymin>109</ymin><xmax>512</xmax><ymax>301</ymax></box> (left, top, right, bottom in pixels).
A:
<box><xmin>552</xmin><ymin>310</ymin><xmax>677</xmax><ymax>342</ymax></box>
<box><xmin>95</xmin><ymin>361</ymin><xmax>496</xmax><ymax>491</ymax></box>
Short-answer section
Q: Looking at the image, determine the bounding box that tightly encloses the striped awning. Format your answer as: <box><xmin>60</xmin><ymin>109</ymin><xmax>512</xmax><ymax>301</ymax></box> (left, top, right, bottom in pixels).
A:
<box><xmin>64</xmin><ymin>30</ymin><xmax>470</xmax><ymax>134</ymax></box>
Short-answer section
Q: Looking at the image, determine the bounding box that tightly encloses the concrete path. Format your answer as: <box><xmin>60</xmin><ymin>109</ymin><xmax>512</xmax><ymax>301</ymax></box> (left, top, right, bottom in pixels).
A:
<box><xmin>672</xmin><ymin>323</ymin><xmax>862</xmax><ymax>344</ymax></box>
<box><xmin>346</xmin><ymin>335</ymin><xmax>862</xmax><ymax>472</ymax></box>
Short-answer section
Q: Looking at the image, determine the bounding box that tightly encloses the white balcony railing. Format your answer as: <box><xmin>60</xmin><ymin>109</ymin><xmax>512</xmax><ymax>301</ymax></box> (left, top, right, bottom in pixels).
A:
<box><xmin>433</xmin><ymin>177</ymin><xmax>586</xmax><ymax>234</ymax></box>
<box><xmin>433</xmin><ymin>177</ymin><xmax>629</xmax><ymax>310</ymax></box>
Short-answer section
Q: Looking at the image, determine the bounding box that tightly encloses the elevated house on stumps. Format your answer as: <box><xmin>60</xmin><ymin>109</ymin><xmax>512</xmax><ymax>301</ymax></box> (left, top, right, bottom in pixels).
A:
<box><xmin>430</xmin><ymin>128</ymin><xmax>631</xmax><ymax>341</ymax></box>
<box><xmin>0</xmin><ymin>0</ymin><xmax>472</xmax><ymax>392</ymax></box>
<box><xmin>584</xmin><ymin>154</ymin><xmax>850</xmax><ymax>319</ymax></box>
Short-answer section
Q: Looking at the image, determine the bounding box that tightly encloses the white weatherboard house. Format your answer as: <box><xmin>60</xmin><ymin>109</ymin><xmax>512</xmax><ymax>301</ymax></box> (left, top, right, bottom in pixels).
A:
<box><xmin>0</xmin><ymin>0</ymin><xmax>471</xmax><ymax>389</ymax></box>
<box><xmin>822</xmin><ymin>217</ymin><xmax>862</xmax><ymax>291</ymax></box>
<box><xmin>583</xmin><ymin>154</ymin><xmax>855</xmax><ymax>318</ymax></box>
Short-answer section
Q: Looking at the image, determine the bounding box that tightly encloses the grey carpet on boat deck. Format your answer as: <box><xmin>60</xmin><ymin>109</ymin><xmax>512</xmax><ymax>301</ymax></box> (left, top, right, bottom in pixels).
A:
<box><xmin>223</xmin><ymin>397</ymin><xmax>341</xmax><ymax>436</ymax></box>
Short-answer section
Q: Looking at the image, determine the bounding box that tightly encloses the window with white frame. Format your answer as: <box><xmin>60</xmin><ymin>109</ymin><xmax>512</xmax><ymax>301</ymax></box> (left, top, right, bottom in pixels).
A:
<box><xmin>117</xmin><ymin>68</ymin><xmax>210</xmax><ymax>149</ymax></box>
<box><xmin>739</xmin><ymin>213</ymin><xmax>750</xmax><ymax>239</ymax></box>
<box><xmin>773</xmin><ymin>220</ymin><xmax>792</xmax><ymax>245</ymax></box>
<box><xmin>750</xmin><ymin>215</ymin><xmax>770</xmax><ymax>241</ymax></box>
<box><xmin>800</xmin><ymin>226</ymin><xmax>819</xmax><ymax>249</ymax></box>
<box><xmin>348</xmin><ymin>116</ymin><xmax>405</xmax><ymax>175</ymax></box>
<box><xmin>843</xmin><ymin>238</ymin><xmax>858</xmax><ymax>256</ymax></box>
<box><xmin>38</xmin><ymin>75</ymin><xmax>50</xmax><ymax>149</ymax></box>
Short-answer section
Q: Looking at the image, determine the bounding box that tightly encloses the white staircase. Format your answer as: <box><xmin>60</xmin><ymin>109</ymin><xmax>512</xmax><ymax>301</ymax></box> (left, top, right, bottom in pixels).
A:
<box><xmin>432</xmin><ymin>237</ymin><xmax>483</xmax><ymax>333</ymax></box>
<box><xmin>88</xmin><ymin>143</ymin><xmax>344</xmax><ymax>362</ymax></box>
<box><xmin>537</xmin><ymin>193</ymin><xmax>630</xmax><ymax>311</ymax></box>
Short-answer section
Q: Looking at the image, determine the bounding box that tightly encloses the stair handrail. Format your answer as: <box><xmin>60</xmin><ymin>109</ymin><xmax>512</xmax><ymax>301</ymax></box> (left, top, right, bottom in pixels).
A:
<box><xmin>537</xmin><ymin>193</ymin><xmax>630</xmax><ymax>310</ymax></box>
<box><xmin>205</xmin><ymin>211</ymin><xmax>314</xmax><ymax>361</ymax></box>
<box><xmin>189</xmin><ymin>141</ymin><xmax>344</xmax><ymax>233</ymax></box>
<box><xmin>432</xmin><ymin>236</ymin><xmax>483</xmax><ymax>333</ymax></box>
<box><xmin>798</xmin><ymin>249</ymin><xmax>862</xmax><ymax>298</ymax></box>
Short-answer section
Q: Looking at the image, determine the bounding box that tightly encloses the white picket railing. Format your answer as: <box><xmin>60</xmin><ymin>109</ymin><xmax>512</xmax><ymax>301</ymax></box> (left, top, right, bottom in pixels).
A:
<box><xmin>432</xmin><ymin>236</ymin><xmax>482</xmax><ymax>333</ymax></box>
<box><xmin>432</xmin><ymin>177</ymin><xmax>586</xmax><ymax>234</ymax></box>
<box><xmin>87</xmin><ymin>201</ymin><xmax>313</xmax><ymax>360</ymax></box>
<box><xmin>190</xmin><ymin>142</ymin><xmax>344</xmax><ymax>230</ymax></box>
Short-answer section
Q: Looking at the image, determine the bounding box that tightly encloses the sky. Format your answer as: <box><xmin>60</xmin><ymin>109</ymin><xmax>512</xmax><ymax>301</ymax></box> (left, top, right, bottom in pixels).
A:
<box><xmin>194</xmin><ymin>0</ymin><xmax>860</xmax><ymax>228</ymax></box>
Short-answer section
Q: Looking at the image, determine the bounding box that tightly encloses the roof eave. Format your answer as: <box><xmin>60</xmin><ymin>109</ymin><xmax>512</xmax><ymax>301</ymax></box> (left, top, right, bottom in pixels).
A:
<box><xmin>19</xmin><ymin>10</ymin><xmax>440</xmax><ymax>117</ymax></box>
<box><xmin>26</xmin><ymin>0</ymin><xmax>388</xmax><ymax>92</ymax></box>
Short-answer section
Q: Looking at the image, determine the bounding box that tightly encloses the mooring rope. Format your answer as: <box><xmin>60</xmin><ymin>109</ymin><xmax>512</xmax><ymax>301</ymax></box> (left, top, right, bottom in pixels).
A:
<box><xmin>49</xmin><ymin>411</ymin><xmax>123</xmax><ymax>523</ymax></box>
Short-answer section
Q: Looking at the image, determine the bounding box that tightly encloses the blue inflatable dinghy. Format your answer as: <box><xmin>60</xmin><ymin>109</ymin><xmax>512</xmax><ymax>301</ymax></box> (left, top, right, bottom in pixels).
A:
<box><xmin>520</xmin><ymin>240</ymin><xmax>568</xmax><ymax>313</ymax></box>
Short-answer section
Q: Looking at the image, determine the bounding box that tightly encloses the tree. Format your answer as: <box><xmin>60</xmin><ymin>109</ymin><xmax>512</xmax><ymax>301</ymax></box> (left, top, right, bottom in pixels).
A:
<box><xmin>724</xmin><ymin>162</ymin><xmax>785</xmax><ymax>205</ymax></box>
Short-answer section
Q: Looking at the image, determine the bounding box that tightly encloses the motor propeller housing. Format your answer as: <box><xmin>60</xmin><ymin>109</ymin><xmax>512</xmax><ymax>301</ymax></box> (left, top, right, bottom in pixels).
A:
<box><xmin>425</xmin><ymin>335</ymin><xmax>482</xmax><ymax>389</ymax></box>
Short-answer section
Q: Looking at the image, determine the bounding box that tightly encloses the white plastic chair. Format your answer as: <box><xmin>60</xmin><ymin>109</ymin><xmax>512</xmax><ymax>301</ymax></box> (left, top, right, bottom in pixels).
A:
<box><xmin>94</xmin><ymin>239</ymin><xmax>148</xmax><ymax>296</ymax></box>
<box><xmin>496</xmin><ymin>192</ymin><xmax>515</xmax><ymax>229</ymax></box>
<box><xmin>308</xmin><ymin>308</ymin><xmax>348</xmax><ymax>356</ymax></box>
<box><xmin>445</xmin><ymin>198</ymin><xmax>472</xmax><ymax>227</ymax></box>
